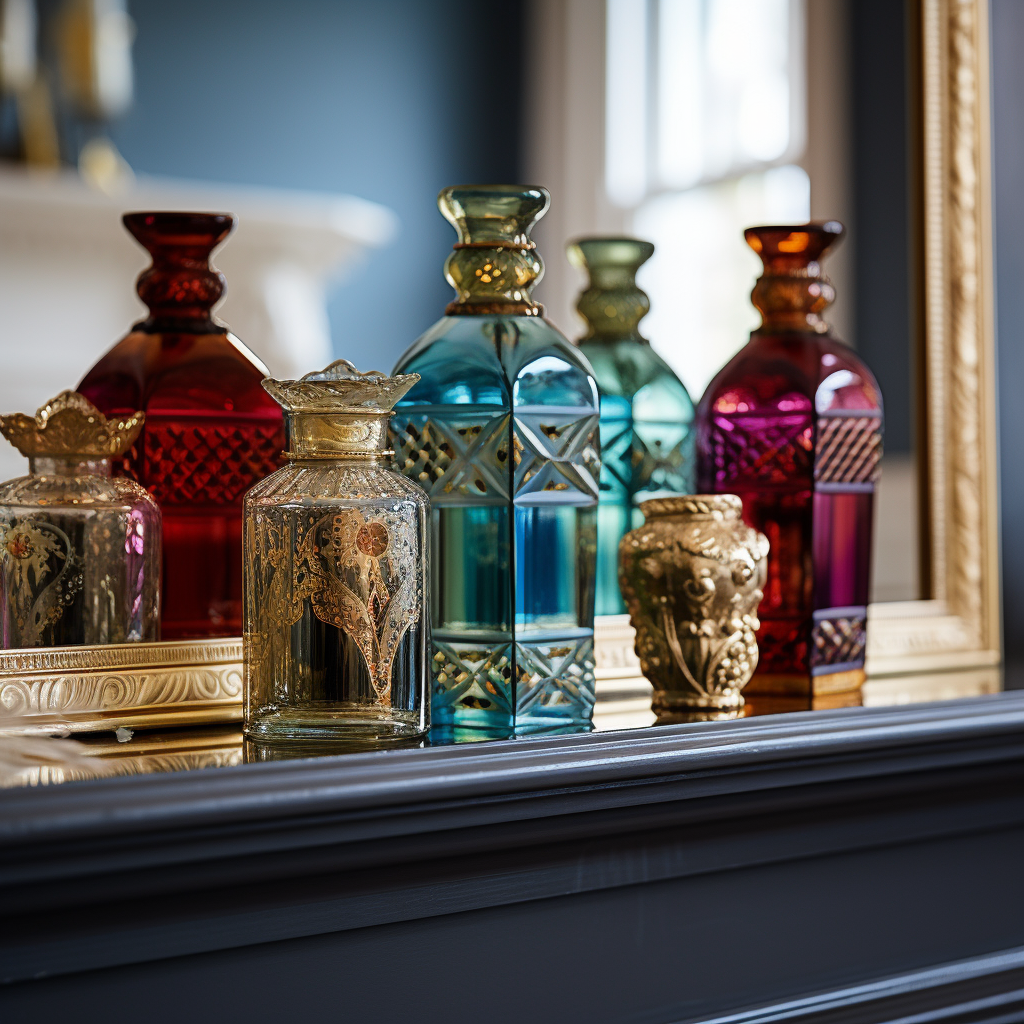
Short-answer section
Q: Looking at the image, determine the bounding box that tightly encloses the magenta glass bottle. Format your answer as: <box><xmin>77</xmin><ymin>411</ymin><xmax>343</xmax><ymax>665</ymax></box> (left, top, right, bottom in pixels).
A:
<box><xmin>78</xmin><ymin>212</ymin><xmax>285</xmax><ymax>639</ymax></box>
<box><xmin>695</xmin><ymin>223</ymin><xmax>883</xmax><ymax>708</ymax></box>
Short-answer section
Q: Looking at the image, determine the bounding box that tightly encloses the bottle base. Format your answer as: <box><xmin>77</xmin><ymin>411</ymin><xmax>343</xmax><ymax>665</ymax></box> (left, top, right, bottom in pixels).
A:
<box><xmin>245</xmin><ymin>704</ymin><xmax>427</xmax><ymax>746</ymax></box>
<box><xmin>430</xmin><ymin>705</ymin><xmax>594</xmax><ymax>740</ymax></box>
<box><xmin>744</xmin><ymin>667</ymin><xmax>865</xmax><ymax>701</ymax></box>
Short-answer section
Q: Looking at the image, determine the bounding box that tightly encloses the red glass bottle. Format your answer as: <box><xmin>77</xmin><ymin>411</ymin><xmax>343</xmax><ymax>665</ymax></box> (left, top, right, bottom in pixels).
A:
<box><xmin>695</xmin><ymin>223</ymin><xmax>883</xmax><ymax>709</ymax></box>
<box><xmin>78</xmin><ymin>212</ymin><xmax>284</xmax><ymax>639</ymax></box>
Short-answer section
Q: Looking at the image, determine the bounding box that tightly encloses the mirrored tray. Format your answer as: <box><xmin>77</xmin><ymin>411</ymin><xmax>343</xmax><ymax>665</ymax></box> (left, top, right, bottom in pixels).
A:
<box><xmin>0</xmin><ymin>662</ymin><xmax>1001</xmax><ymax>788</ymax></box>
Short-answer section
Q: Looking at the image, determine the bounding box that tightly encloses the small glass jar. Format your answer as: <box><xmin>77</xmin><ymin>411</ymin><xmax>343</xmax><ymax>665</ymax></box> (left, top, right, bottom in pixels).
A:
<box><xmin>0</xmin><ymin>392</ymin><xmax>161</xmax><ymax>647</ymax></box>
<box><xmin>243</xmin><ymin>361</ymin><xmax>430</xmax><ymax>745</ymax></box>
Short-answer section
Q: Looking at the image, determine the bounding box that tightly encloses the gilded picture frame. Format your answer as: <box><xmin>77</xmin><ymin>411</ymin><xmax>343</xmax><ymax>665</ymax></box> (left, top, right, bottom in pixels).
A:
<box><xmin>538</xmin><ymin>0</ymin><xmax>1002</xmax><ymax>704</ymax></box>
<box><xmin>863</xmin><ymin>0</ymin><xmax>1001</xmax><ymax>697</ymax></box>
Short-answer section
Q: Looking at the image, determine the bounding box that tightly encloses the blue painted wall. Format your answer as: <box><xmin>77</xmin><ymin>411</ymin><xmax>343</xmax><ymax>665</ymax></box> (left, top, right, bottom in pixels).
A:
<box><xmin>112</xmin><ymin>0</ymin><xmax>523</xmax><ymax>372</ymax></box>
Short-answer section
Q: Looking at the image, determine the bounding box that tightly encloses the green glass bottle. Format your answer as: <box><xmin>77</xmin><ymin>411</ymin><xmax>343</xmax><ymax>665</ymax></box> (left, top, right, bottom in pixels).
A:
<box><xmin>568</xmin><ymin>237</ymin><xmax>696</xmax><ymax>616</ymax></box>
<box><xmin>392</xmin><ymin>186</ymin><xmax>600</xmax><ymax>736</ymax></box>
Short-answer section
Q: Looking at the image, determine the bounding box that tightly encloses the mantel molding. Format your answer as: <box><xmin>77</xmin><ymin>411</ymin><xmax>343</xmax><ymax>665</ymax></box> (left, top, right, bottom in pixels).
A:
<box><xmin>4</xmin><ymin>692</ymin><xmax>1024</xmax><ymax>986</ymax></box>
<box><xmin>6</xmin><ymin>693</ymin><xmax>1024</xmax><ymax>852</ymax></box>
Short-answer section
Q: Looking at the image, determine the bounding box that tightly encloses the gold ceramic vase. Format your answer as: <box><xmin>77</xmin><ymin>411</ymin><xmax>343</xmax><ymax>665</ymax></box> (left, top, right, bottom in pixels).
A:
<box><xmin>618</xmin><ymin>495</ymin><xmax>768</xmax><ymax>720</ymax></box>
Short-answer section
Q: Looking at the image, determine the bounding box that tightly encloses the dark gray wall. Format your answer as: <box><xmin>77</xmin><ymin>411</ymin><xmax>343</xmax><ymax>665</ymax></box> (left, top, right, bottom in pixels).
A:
<box><xmin>849</xmin><ymin>0</ymin><xmax>915</xmax><ymax>456</ymax></box>
<box><xmin>992</xmin><ymin>0</ymin><xmax>1024</xmax><ymax>684</ymax></box>
<box><xmin>110</xmin><ymin>0</ymin><xmax>523</xmax><ymax>373</ymax></box>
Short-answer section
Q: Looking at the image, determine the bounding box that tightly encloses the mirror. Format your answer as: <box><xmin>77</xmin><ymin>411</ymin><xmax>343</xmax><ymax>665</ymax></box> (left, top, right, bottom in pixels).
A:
<box><xmin>0</xmin><ymin>0</ymin><xmax>1001</xmax><ymax>738</ymax></box>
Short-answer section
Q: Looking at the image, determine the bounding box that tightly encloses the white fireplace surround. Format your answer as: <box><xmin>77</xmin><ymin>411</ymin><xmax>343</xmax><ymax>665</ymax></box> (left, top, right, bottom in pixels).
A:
<box><xmin>0</xmin><ymin>166</ymin><xmax>398</xmax><ymax>481</ymax></box>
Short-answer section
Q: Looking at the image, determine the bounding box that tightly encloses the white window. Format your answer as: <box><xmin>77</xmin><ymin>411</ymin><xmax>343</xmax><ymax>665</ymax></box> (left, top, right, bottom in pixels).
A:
<box><xmin>604</xmin><ymin>0</ymin><xmax>809</xmax><ymax>397</ymax></box>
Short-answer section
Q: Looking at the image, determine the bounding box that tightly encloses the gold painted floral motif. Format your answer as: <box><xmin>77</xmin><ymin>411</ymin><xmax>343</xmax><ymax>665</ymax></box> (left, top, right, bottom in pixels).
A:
<box><xmin>248</xmin><ymin>506</ymin><xmax>421</xmax><ymax>707</ymax></box>
<box><xmin>0</xmin><ymin>519</ymin><xmax>82</xmax><ymax>646</ymax></box>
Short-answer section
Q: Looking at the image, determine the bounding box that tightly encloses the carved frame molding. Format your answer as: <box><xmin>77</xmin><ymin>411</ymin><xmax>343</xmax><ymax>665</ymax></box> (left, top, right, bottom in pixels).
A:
<box><xmin>865</xmin><ymin>0</ymin><xmax>1001</xmax><ymax>683</ymax></box>
<box><xmin>0</xmin><ymin>639</ymin><xmax>242</xmax><ymax>735</ymax></box>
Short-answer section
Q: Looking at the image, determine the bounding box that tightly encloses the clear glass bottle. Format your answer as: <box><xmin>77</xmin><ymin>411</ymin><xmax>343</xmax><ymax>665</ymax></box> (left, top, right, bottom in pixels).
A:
<box><xmin>391</xmin><ymin>185</ymin><xmax>601</xmax><ymax>737</ymax></box>
<box><xmin>243</xmin><ymin>361</ymin><xmax>430</xmax><ymax>745</ymax></box>
<box><xmin>567</xmin><ymin>237</ymin><xmax>696</xmax><ymax>616</ymax></box>
<box><xmin>0</xmin><ymin>391</ymin><xmax>161</xmax><ymax>647</ymax></box>
<box><xmin>78</xmin><ymin>212</ymin><xmax>285</xmax><ymax>640</ymax></box>
<box><xmin>695</xmin><ymin>223</ymin><xmax>883</xmax><ymax>709</ymax></box>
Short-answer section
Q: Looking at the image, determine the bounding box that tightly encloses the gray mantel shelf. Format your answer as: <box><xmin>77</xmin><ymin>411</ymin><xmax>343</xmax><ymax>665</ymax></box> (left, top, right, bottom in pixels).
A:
<box><xmin>4</xmin><ymin>692</ymin><xmax>1024</xmax><ymax>1024</ymax></box>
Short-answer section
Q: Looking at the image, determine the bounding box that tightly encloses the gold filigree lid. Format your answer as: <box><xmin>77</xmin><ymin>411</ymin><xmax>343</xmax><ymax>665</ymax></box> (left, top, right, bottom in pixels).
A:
<box><xmin>262</xmin><ymin>360</ymin><xmax>420</xmax><ymax>414</ymax></box>
<box><xmin>0</xmin><ymin>391</ymin><xmax>144</xmax><ymax>458</ymax></box>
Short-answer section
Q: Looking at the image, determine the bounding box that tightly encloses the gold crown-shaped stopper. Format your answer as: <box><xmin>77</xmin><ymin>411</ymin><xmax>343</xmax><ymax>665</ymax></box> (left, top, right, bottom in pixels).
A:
<box><xmin>263</xmin><ymin>360</ymin><xmax>420</xmax><ymax>459</ymax></box>
<box><xmin>262</xmin><ymin>359</ymin><xmax>419</xmax><ymax>414</ymax></box>
<box><xmin>0</xmin><ymin>391</ymin><xmax>144</xmax><ymax>458</ymax></box>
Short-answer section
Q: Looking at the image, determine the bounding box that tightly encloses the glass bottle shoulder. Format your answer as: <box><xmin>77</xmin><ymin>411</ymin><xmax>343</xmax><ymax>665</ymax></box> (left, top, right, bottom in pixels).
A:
<box><xmin>0</xmin><ymin>472</ymin><xmax>158</xmax><ymax>513</ymax></box>
<box><xmin>245</xmin><ymin>461</ymin><xmax>429</xmax><ymax>510</ymax></box>
<box><xmin>698</xmin><ymin>331</ymin><xmax>882</xmax><ymax>420</ymax></box>
<box><xmin>393</xmin><ymin>315</ymin><xmax>598</xmax><ymax>412</ymax></box>
<box><xmin>582</xmin><ymin>339</ymin><xmax>694</xmax><ymax>420</ymax></box>
<box><xmin>78</xmin><ymin>328</ymin><xmax>278</xmax><ymax>416</ymax></box>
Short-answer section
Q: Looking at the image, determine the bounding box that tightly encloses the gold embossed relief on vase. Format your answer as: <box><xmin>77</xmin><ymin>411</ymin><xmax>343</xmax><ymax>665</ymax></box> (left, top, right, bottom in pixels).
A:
<box><xmin>619</xmin><ymin>495</ymin><xmax>768</xmax><ymax>721</ymax></box>
<box><xmin>0</xmin><ymin>391</ymin><xmax>161</xmax><ymax>648</ymax></box>
<box><xmin>243</xmin><ymin>361</ymin><xmax>430</xmax><ymax>745</ymax></box>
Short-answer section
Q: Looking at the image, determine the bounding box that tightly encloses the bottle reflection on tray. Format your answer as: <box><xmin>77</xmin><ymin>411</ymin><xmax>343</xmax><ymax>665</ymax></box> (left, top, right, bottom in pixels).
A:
<box><xmin>567</xmin><ymin>236</ymin><xmax>696</xmax><ymax>618</ymax></box>
<box><xmin>696</xmin><ymin>222</ymin><xmax>883</xmax><ymax>709</ymax></box>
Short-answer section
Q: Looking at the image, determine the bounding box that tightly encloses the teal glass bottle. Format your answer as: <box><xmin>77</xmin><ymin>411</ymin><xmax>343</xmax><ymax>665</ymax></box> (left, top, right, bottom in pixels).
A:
<box><xmin>392</xmin><ymin>185</ymin><xmax>601</xmax><ymax>736</ymax></box>
<box><xmin>568</xmin><ymin>237</ymin><xmax>695</xmax><ymax>616</ymax></box>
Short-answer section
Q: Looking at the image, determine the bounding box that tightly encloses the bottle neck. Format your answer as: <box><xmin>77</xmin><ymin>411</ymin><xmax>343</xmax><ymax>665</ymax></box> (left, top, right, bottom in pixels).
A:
<box><xmin>126</xmin><ymin>212</ymin><xmax>233</xmax><ymax>333</ymax></box>
<box><xmin>574</xmin><ymin>256</ymin><xmax>652</xmax><ymax>344</ymax></box>
<box><xmin>750</xmin><ymin>260</ymin><xmax>835</xmax><ymax>334</ymax></box>
<box><xmin>285</xmin><ymin>411</ymin><xmax>393</xmax><ymax>461</ymax></box>
<box><xmin>443</xmin><ymin>242</ymin><xmax>544</xmax><ymax>317</ymax></box>
<box><xmin>134</xmin><ymin>313</ymin><xmax>226</xmax><ymax>336</ymax></box>
<box><xmin>29</xmin><ymin>456</ymin><xmax>113</xmax><ymax>477</ymax></box>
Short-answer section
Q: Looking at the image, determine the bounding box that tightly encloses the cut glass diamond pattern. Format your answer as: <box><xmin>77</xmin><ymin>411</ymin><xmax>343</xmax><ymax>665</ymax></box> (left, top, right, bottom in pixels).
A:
<box><xmin>811</xmin><ymin>613</ymin><xmax>867</xmax><ymax>669</ymax></box>
<box><xmin>393</xmin><ymin>413</ymin><xmax>512</xmax><ymax>500</ymax></box>
<box><xmin>815</xmin><ymin>416</ymin><xmax>883</xmax><ymax>484</ymax></box>
<box><xmin>516</xmin><ymin>636</ymin><xmax>596</xmax><ymax>717</ymax></box>
<box><xmin>633</xmin><ymin>430</ymin><xmax>694</xmax><ymax>494</ymax></box>
<box><xmin>597</xmin><ymin>420</ymin><xmax>633</xmax><ymax>495</ymax></box>
<box><xmin>431</xmin><ymin>639</ymin><xmax>514</xmax><ymax>715</ymax></box>
<box><xmin>429</xmin><ymin>635</ymin><xmax>596</xmax><ymax>724</ymax></box>
<box><xmin>709</xmin><ymin>415</ymin><xmax>813</xmax><ymax>485</ymax></box>
<box><xmin>143</xmin><ymin>421</ymin><xmax>281</xmax><ymax>505</ymax></box>
<box><xmin>514</xmin><ymin>412</ymin><xmax>600</xmax><ymax>499</ymax></box>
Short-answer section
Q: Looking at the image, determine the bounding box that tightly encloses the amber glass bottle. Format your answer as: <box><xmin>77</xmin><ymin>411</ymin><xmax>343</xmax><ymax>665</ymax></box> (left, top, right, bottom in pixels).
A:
<box><xmin>78</xmin><ymin>212</ymin><xmax>284</xmax><ymax>639</ymax></box>
<box><xmin>696</xmin><ymin>223</ymin><xmax>883</xmax><ymax>709</ymax></box>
